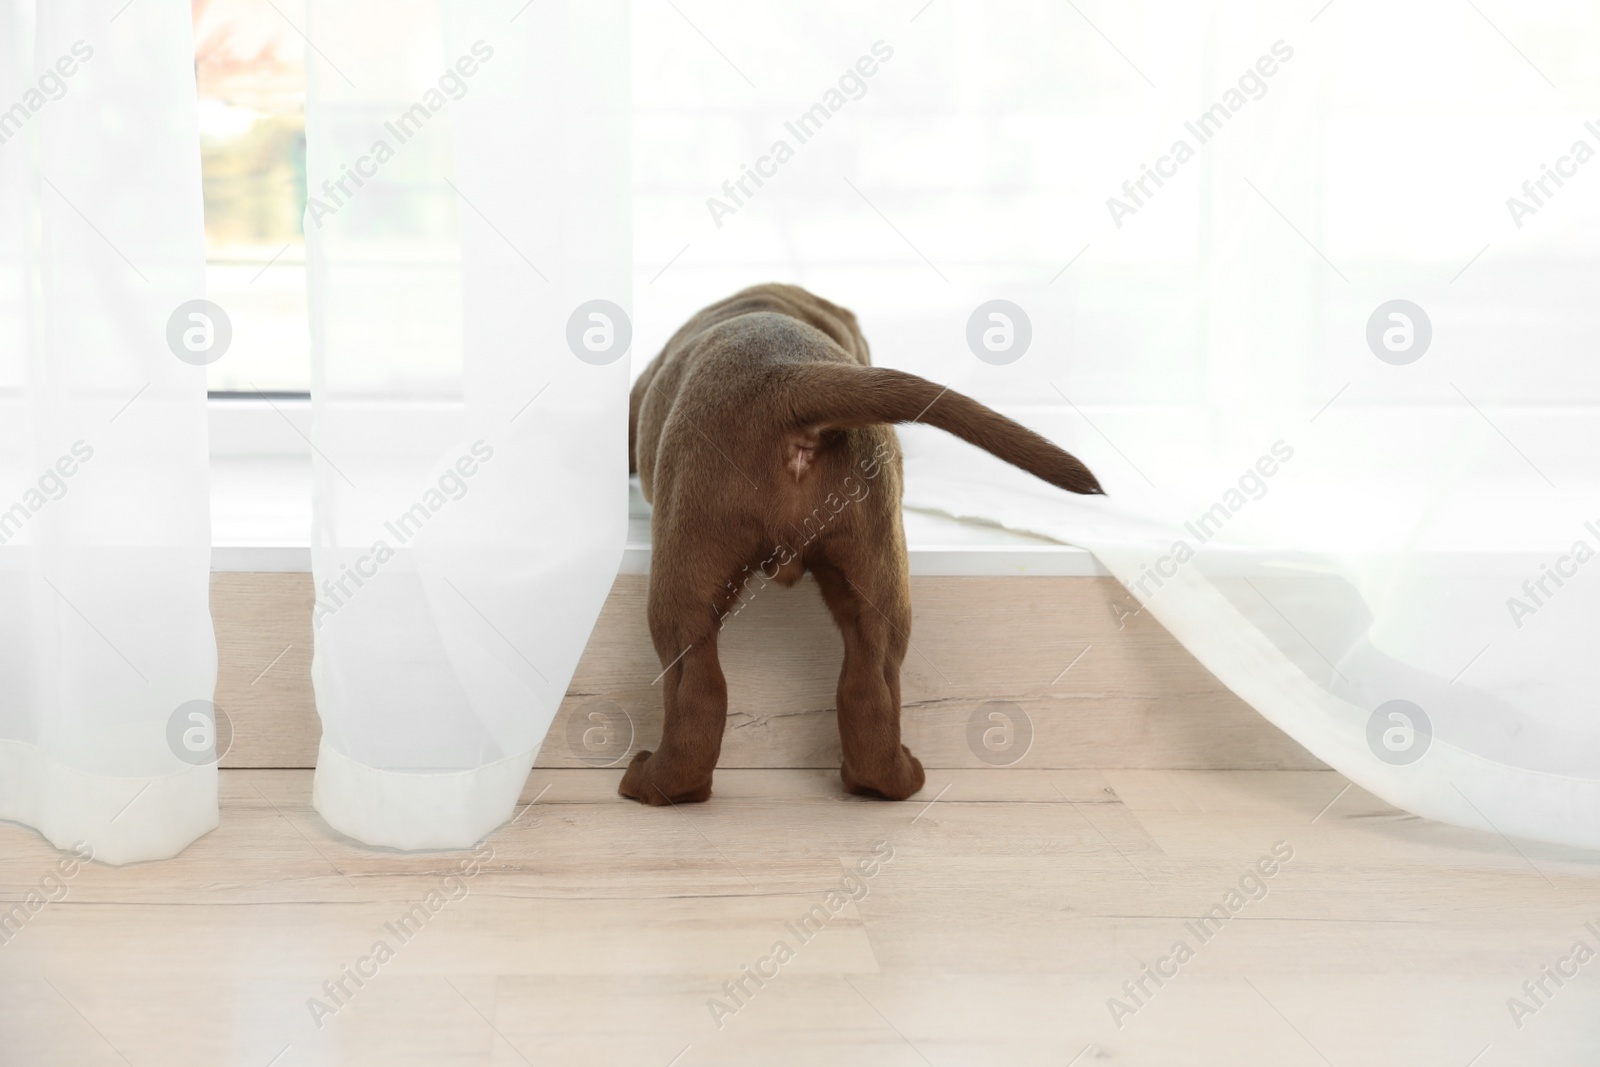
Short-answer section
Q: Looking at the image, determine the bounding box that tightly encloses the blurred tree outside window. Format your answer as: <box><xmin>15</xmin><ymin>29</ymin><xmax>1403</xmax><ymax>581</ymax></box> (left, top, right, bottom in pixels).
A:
<box><xmin>194</xmin><ymin>0</ymin><xmax>309</xmax><ymax>394</ymax></box>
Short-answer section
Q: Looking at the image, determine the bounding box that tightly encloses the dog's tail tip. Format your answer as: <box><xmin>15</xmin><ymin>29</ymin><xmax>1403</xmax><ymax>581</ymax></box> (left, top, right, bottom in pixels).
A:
<box><xmin>789</xmin><ymin>361</ymin><xmax>1109</xmax><ymax>497</ymax></box>
<box><xmin>1050</xmin><ymin>461</ymin><xmax>1106</xmax><ymax>497</ymax></box>
<box><xmin>1024</xmin><ymin>441</ymin><xmax>1100</xmax><ymax>495</ymax></box>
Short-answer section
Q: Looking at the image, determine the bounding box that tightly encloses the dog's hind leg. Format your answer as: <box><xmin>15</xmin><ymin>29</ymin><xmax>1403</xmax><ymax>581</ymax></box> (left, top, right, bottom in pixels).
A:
<box><xmin>618</xmin><ymin>541</ymin><xmax>739</xmax><ymax>806</ymax></box>
<box><xmin>810</xmin><ymin>550</ymin><xmax>926</xmax><ymax>801</ymax></box>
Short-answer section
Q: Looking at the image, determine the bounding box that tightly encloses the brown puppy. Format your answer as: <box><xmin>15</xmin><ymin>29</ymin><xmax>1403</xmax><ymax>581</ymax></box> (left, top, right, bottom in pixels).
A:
<box><xmin>619</xmin><ymin>284</ymin><xmax>1103</xmax><ymax>806</ymax></box>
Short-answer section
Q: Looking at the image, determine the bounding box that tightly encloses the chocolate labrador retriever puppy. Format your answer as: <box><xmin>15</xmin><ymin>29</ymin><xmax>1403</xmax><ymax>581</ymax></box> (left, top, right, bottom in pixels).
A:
<box><xmin>619</xmin><ymin>284</ymin><xmax>1103</xmax><ymax>806</ymax></box>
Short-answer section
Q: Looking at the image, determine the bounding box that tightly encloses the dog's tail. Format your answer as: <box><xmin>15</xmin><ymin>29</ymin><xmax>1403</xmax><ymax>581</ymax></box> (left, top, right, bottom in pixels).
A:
<box><xmin>782</xmin><ymin>363</ymin><xmax>1104</xmax><ymax>495</ymax></box>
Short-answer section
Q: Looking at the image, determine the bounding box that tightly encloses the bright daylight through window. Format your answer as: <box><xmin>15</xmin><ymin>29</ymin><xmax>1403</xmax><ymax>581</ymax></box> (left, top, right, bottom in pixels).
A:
<box><xmin>196</xmin><ymin>0</ymin><xmax>308</xmax><ymax>395</ymax></box>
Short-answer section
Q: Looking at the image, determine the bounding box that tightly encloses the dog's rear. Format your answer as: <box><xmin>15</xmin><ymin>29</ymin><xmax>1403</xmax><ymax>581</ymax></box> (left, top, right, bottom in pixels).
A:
<box><xmin>631</xmin><ymin>283</ymin><xmax>1101</xmax><ymax>501</ymax></box>
<box><xmin>620</xmin><ymin>283</ymin><xmax>1101</xmax><ymax>806</ymax></box>
<box><xmin>629</xmin><ymin>284</ymin><xmax>870</xmax><ymax>487</ymax></box>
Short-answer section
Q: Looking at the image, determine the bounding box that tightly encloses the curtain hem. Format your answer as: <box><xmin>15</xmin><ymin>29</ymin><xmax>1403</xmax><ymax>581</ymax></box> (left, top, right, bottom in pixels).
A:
<box><xmin>1084</xmin><ymin>538</ymin><xmax>1600</xmax><ymax>851</ymax></box>
<box><xmin>0</xmin><ymin>739</ymin><xmax>218</xmax><ymax>866</ymax></box>
<box><xmin>311</xmin><ymin>737</ymin><xmax>535</xmax><ymax>851</ymax></box>
<box><xmin>902</xmin><ymin>480</ymin><xmax>1600</xmax><ymax>851</ymax></box>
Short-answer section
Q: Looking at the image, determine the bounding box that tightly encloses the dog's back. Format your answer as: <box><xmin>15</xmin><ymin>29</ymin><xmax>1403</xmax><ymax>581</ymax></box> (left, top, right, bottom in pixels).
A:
<box><xmin>629</xmin><ymin>283</ymin><xmax>868</xmax><ymax>492</ymax></box>
<box><xmin>630</xmin><ymin>282</ymin><xmax>1102</xmax><ymax>512</ymax></box>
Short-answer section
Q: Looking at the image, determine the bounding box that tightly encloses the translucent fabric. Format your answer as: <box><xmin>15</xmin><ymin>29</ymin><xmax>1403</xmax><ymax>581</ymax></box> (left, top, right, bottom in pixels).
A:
<box><xmin>303</xmin><ymin>0</ymin><xmax>630</xmax><ymax>848</ymax></box>
<box><xmin>633</xmin><ymin>0</ymin><xmax>1600</xmax><ymax>848</ymax></box>
<box><xmin>0</xmin><ymin>0</ymin><xmax>217</xmax><ymax>864</ymax></box>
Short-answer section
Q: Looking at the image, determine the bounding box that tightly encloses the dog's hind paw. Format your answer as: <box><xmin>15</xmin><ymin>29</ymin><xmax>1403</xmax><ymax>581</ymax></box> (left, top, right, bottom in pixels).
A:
<box><xmin>840</xmin><ymin>746</ymin><xmax>925</xmax><ymax>801</ymax></box>
<box><xmin>617</xmin><ymin>750</ymin><xmax>713</xmax><ymax>806</ymax></box>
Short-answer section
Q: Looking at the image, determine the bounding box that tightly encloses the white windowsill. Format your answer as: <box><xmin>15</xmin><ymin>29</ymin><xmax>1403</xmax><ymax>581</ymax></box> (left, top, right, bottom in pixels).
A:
<box><xmin>207</xmin><ymin>399</ymin><xmax>1108</xmax><ymax>576</ymax></box>
<box><xmin>207</xmin><ymin>398</ymin><xmax>1590</xmax><ymax>578</ymax></box>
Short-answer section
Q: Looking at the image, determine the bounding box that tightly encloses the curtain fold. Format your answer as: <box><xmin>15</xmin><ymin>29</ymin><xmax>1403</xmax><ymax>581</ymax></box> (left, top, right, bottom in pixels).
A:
<box><xmin>0</xmin><ymin>0</ymin><xmax>217</xmax><ymax>865</ymax></box>
<box><xmin>902</xmin><ymin>469</ymin><xmax>1600</xmax><ymax>852</ymax></box>
<box><xmin>303</xmin><ymin>0</ymin><xmax>630</xmax><ymax>849</ymax></box>
<box><xmin>884</xmin><ymin>0</ymin><xmax>1600</xmax><ymax>849</ymax></box>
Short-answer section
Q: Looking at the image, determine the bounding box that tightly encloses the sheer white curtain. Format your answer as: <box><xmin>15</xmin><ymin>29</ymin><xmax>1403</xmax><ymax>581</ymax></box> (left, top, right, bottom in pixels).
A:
<box><xmin>0</xmin><ymin>0</ymin><xmax>216</xmax><ymax>865</ymax></box>
<box><xmin>895</xmin><ymin>1</ymin><xmax>1600</xmax><ymax>850</ymax></box>
<box><xmin>897</xmin><ymin>4</ymin><xmax>1600</xmax><ymax>849</ymax></box>
<box><xmin>303</xmin><ymin>0</ymin><xmax>630</xmax><ymax>848</ymax></box>
<box><xmin>636</xmin><ymin>0</ymin><xmax>1600</xmax><ymax>848</ymax></box>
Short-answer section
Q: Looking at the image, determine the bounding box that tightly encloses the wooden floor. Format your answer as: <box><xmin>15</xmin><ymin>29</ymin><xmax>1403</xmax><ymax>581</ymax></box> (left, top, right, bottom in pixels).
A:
<box><xmin>3</xmin><ymin>767</ymin><xmax>1599</xmax><ymax>1066</ymax></box>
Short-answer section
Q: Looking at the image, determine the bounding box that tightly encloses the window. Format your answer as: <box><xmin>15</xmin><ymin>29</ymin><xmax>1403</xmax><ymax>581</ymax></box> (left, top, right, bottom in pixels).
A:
<box><xmin>195</xmin><ymin>0</ymin><xmax>308</xmax><ymax>396</ymax></box>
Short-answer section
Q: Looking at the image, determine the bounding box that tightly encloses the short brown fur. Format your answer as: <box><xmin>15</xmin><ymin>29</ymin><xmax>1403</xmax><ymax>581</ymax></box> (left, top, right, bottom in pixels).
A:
<box><xmin>619</xmin><ymin>284</ymin><xmax>1103</xmax><ymax>805</ymax></box>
